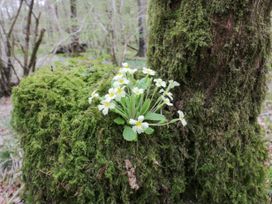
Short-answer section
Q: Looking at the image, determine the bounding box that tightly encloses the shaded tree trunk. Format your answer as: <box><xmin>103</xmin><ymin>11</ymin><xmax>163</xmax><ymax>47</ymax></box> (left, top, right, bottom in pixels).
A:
<box><xmin>70</xmin><ymin>0</ymin><xmax>80</xmax><ymax>55</ymax></box>
<box><xmin>148</xmin><ymin>0</ymin><xmax>272</xmax><ymax>203</ymax></box>
<box><xmin>106</xmin><ymin>0</ymin><xmax>118</xmax><ymax>65</ymax></box>
<box><xmin>0</xmin><ymin>59</ymin><xmax>11</xmax><ymax>96</ymax></box>
<box><xmin>136</xmin><ymin>0</ymin><xmax>146</xmax><ymax>57</ymax></box>
<box><xmin>23</xmin><ymin>0</ymin><xmax>34</xmax><ymax>76</ymax></box>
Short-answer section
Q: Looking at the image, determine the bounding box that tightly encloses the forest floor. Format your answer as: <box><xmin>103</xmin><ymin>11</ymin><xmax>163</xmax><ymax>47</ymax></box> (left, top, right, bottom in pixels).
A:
<box><xmin>0</xmin><ymin>70</ymin><xmax>271</xmax><ymax>203</ymax></box>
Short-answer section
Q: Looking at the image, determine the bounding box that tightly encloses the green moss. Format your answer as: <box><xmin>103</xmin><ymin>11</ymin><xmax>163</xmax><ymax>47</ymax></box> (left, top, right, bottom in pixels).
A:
<box><xmin>148</xmin><ymin>0</ymin><xmax>211</xmax><ymax>81</ymax></box>
<box><xmin>12</xmin><ymin>60</ymin><xmax>188</xmax><ymax>203</ymax></box>
<box><xmin>148</xmin><ymin>0</ymin><xmax>271</xmax><ymax>203</ymax></box>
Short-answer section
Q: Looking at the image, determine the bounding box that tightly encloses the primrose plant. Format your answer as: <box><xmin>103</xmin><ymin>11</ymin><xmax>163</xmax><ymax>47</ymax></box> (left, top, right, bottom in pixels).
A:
<box><xmin>88</xmin><ymin>63</ymin><xmax>187</xmax><ymax>141</ymax></box>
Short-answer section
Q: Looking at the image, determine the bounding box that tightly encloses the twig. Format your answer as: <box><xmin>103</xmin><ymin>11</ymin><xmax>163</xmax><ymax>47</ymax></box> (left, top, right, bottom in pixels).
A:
<box><xmin>7</xmin><ymin>0</ymin><xmax>23</xmax><ymax>38</ymax></box>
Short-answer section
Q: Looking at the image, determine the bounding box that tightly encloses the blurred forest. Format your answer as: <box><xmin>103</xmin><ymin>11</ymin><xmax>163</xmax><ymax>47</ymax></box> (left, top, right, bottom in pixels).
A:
<box><xmin>0</xmin><ymin>0</ymin><xmax>147</xmax><ymax>96</ymax></box>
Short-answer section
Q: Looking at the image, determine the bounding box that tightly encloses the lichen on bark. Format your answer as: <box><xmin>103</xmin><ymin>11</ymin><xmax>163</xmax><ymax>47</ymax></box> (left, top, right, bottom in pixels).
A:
<box><xmin>148</xmin><ymin>0</ymin><xmax>272</xmax><ymax>203</ymax></box>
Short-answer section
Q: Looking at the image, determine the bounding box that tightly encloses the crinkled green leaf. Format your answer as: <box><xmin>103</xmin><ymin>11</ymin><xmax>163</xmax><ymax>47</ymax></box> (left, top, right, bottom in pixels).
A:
<box><xmin>144</xmin><ymin>127</ymin><xmax>154</xmax><ymax>135</ymax></box>
<box><xmin>136</xmin><ymin>77</ymin><xmax>149</xmax><ymax>89</ymax></box>
<box><xmin>113</xmin><ymin>117</ymin><xmax>125</xmax><ymax>125</ymax></box>
<box><xmin>145</xmin><ymin>112</ymin><xmax>166</xmax><ymax>122</ymax></box>
<box><xmin>123</xmin><ymin>126</ymin><xmax>137</xmax><ymax>141</ymax></box>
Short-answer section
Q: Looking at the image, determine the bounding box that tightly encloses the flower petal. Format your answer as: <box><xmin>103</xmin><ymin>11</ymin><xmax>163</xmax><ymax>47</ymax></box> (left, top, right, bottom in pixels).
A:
<box><xmin>142</xmin><ymin>122</ymin><xmax>149</xmax><ymax>129</ymax></box>
<box><xmin>98</xmin><ymin>105</ymin><xmax>104</xmax><ymax>111</ymax></box>
<box><xmin>102</xmin><ymin>108</ymin><xmax>108</xmax><ymax>115</ymax></box>
<box><xmin>129</xmin><ymin>119</ymin><xmax>137</xmax><ymax>125</ymax></box>
<box><xmin>138</xmin><ymin>115</ymin><xmax>144</xmax><ymax>121</ymax></box>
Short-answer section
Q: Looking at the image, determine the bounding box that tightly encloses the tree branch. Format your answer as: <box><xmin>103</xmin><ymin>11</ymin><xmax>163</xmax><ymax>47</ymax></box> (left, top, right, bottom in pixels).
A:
<box><xmin>7</xmin><ymin>0</ymin><xmax>23</xmax><ymax>38</ymax></box>
<box><xmin>29</xmin><ymin>28</ymin><xmax>46</xmax><ymax>72</ymax></box>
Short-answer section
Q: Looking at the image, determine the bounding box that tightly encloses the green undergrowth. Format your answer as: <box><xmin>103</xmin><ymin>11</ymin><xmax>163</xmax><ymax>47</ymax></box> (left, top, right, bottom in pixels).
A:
<box><xmin>12</xmin><ymin>58</ymin><xmax>187</xmax><ymax>203</ymax></box>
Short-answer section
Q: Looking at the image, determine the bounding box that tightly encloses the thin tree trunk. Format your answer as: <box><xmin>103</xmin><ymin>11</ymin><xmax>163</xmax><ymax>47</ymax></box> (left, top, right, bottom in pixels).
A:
<box><xmin>136</xmin><ymin>0</ymin><xmax>146</xmax><ymax>57</ymax></box>
<box><xmin>148</xmin><ymin>0</ymin><xmax>272</xmax><ymax>203</ymax></box>
<box><xmin>23</xmin><ymin>0</ymin><xmax>34</xmax><ymax>76</ymax></box>
<box><xmin>106</xmin><ymin>0</ymin><xmax>118</xmax><ymax>65</ymax></box>
<box><xmin>0</xmin><ymin>0</ymin><xmax>23</xmax><ymax>96</ymax></box>
<box><xmin>0</xmin><ymin>59</ymin><xmax>11</xmax><ymax>96</ymax></box>
<box><xmin>70</xmin><ymin>0</ymin><xmax>80</xmax><ymax>55</ymax></box>
<box><xmin>54</xmin><ymin>3</ymin><xmax>59</xmax><ymax>19</ymax></box>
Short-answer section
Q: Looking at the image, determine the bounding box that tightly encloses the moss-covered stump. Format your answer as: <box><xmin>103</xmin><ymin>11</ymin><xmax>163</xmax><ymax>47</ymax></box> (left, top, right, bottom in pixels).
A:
<box><xmin>148</xmin><ymin>0</ymin><xmax>272</xmax><ymax>203</ymax></box>
<box><xmin>12</xmin><ymin>64</ymin><xmax>187</xmax><ymax>203</ymax></box>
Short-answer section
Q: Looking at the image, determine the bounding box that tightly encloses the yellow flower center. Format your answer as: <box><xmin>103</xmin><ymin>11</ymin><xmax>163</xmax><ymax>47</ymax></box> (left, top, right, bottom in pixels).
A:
<box><xmin>117</xmin><ymin>88</ymin><xmax>122</xmax><ymax>94</ymax></box>
<box><xmin>104</xmin><ymin>102</ymin><xmax>111</xmax><ymax>107</ymax></box>
<box><xmin>119</xmin><ymin>79</ymin><xmax>124</xmax><ymax>83</ymax></box>
<box><xmin>135</xmin><ymin>121</ymin><xmax>142</xmax><ymax>128</ymax></box>
<box><xmin>109</xmin><ymin>93</ymin><xmax>115</xmax><ymax>97</ymax></box>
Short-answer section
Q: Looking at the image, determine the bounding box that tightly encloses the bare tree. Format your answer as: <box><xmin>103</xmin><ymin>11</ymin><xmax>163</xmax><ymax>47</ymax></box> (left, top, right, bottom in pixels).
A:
<box><xmin>22</xmin><ymin>0</ymin><xmax>45</xmax><ymax>75</ymax></box>
<box><xmin>106</xmin><ymin>0</ymin><xmax>118</xmax><ymax>65</ymax></box>
<box><xmin>0</xmin><ymin>0</ymin><xmax>23</xmax><ymax>96</ymax></box>
<box><xmin>0</xmin><ymin>0</ymin><xmax>45</xmax><ymax>96</ymax></box>
<box><xmin>136</xmin><ymin>0</ymin><xmax>146</xmax><ymax>57</ymax></box>
<box><xmin>70</xmin><ymin>0</ymin><xmax>80</xmax><ymax>55</ymax></box>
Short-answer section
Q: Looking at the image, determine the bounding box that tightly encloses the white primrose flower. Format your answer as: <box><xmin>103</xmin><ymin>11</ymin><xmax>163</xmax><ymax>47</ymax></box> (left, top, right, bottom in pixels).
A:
<box><xmin>169</xmin><ymin>80</ymin><xmax>180</xmax><ymax>89</ymax></box>
<box><xmin>113</xmin><ymin>72</ymin><xmax>124</xmax><ymax>81</ymax></box>
<box><xmin>143</xmin><ymin>67</ymin><xmax>156</xmax><ymax>76</ymax></box>
<box><xmin>127</xmin><ymin>68</ymin><xmax>137</xmax><ymax>74</ymax></box>
<box><xmin>119</xmin><ymin>68</ymin><xmax>137</xmax><ymax>75</ymax></box>
<box><xmin>162</xmin><ymin>96</ymin><xmax>173</xmax><ymax>106</ymax></box>
<box><xmin>88</xmin><ymin>90</ymin><xmax>99</xmax><ymax>104</ymax></box>
<box><xmin>160</xmin><ymin>89</ymin><xmax>173</xmax><ymax>100</ymax></box>
<box><xmin>132</xmin><ymin>87</ymin><xmax>144</xmax><ymax>95</ymax></box>
<box><xmin>119</xmin><ymin>62</ymin><xmax>134</xmax><ymax>74</ymax></box>
<box><xmin>114</xmin><ymin>86</ymin><xmax>126</xmax><ymax>101</ymax></box>
<box><xmin>129</xmin><ymin>115</ymin><xmax>149</xmax><ymax>134</ymax></box>
<box><xmin>119</xmin><ymin>68</ymin><xmax>130</xmax><ymax>74</ymax></box>
<box><xmin>154</xmin><ymin>78</ymin><xmax>166</xmax><ymax>88</ymax></box>
<box><xmin>98</xmin><ymin>98</ymin><xmax>115</xmax><ymax>115</ymax></box>
<box><xmin>113</xmin><ymin>77</ymin><xmax>130</xmax><ymax>87</ymax></box>
<box><xmin>122</xmin><ymin>62</ymin><xmax>129</xmax><ymax>68</ymax></box>
<box><xmin>177</xmin><ymin>110</ymin><xmax>187</xmax><ymax>126</ymax></box>
<box><xmin>166</xmin><ymin>92</ymin><xmax>174</xmax><ymax>100</ymax></box>
<box><xmin>105</xmin><ymin>88</ymin><xmax>116</xmax><ymax>100</ymax></box>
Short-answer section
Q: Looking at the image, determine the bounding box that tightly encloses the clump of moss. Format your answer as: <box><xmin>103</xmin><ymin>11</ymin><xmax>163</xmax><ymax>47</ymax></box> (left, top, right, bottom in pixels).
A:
<box><xmin>12</xmin><ymin>59</ymin><xmax>188</xmax><ymax>203</ymax></box>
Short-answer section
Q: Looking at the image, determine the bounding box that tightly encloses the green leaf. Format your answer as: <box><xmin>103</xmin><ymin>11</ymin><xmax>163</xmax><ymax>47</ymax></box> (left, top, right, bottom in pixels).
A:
<box><xmin>114</xmin><ymin>117</ymin><xmax>125</xmax><ymax>125</ymax></box>
<box><xmin>136</xmin><ymin>77</ymin><xmax>149</xmax><ymax>89</ymax></box>
<box><xmin>145</xmin><ymin>112</ymin><xmax>166</xmax><ymax>122</ymax></box>
<box><xmin>130</xmin><ymin>95</ymin><xmax>136</xmax><ymax>117</ymax></box>
<box><xmin>144</xmin><ymin>127</ymin><xmax>154</xmax><ymax>135</ymax></box>
<box><xmin>112</xmin><ymin>109</ymin><xmax>127</xmax><ymax>120</ymax></box>
<box><xmin>140</xmin><ymin>99</ymin><xmax>151</xmax><ymax>115</ymax></box>
<box><xmin>123</xmin><ymin>126</ymin><xmax>138</xmax><ymax>141</ymax></box>
<box><xmin>125</xmin><ymin>97</ymin><xmax>132</xmax><ymax>117</ymax></box>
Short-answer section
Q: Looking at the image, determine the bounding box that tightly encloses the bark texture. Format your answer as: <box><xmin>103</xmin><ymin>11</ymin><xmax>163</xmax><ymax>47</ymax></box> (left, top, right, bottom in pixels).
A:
<box><xmin>148</xmin><ymin>0</ymin><xmax>272</xmax><ymax>203</ymax></box>
<box><xmin>70</xmin><ymin>0</ymin><xmax>80</xmax><ymax>55</ymax></box>
<box><xmin>136</xmin><ymin>0</ymin><xmax>147</xmax><ymax>57</ymax></box>
<box><xmin>0</xmin><ymin>59</ymin><xmax>11</xmax><ymax>96</ymax></box>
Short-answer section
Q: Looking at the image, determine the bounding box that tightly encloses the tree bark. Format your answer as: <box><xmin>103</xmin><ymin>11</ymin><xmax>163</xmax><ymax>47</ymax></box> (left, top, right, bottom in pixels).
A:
<box><xmin>0</xmin><ymin>59</ymin><xmax>11</xmax><ymax>96</ymax></box>
<box><xmin>70</xmin><ymin>0</ymin><xmax>80</xmax><ymax>55</ymax></box>
<box><xmin>0</xmin><ymin>0</ymin><xmax>23</xmax><ymax>96</ymax></box>
<box><xmin>23</xmin><ymin>0</ymin><xmax>34</xmax><ymax>76</ymax></box>
<box><xmin>136</xmin><ymin>0</ymin><xmax>146</xmax><ymax>57</ymax></box>
<box><xmin>148</xmin><ymin>0</ymin><xmax>272</xmax><ymax>203</ymax></box>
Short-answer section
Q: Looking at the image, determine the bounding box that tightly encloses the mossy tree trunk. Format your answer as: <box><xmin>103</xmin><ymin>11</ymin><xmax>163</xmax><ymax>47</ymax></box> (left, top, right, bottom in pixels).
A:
<box><xmin>148</xmin><ymin>0</ymin><xmax>272</xmax><ymax>203</ymax></box>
